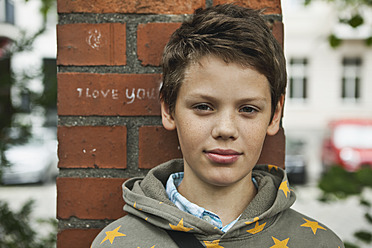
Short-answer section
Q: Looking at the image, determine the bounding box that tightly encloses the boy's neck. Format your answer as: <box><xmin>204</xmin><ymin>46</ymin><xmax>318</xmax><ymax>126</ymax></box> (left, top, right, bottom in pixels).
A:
<box><xmin>177</xmin><ymin>170</ymin><xmax>257</xmax><ymax>226</ymax></box>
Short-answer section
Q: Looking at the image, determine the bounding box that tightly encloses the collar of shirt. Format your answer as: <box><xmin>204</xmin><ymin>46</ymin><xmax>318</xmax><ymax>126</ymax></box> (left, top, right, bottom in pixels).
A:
<box><xmin>165</xmin><ymin>172</ymin><xmax>258</xmax><ymax>233</ymax></box>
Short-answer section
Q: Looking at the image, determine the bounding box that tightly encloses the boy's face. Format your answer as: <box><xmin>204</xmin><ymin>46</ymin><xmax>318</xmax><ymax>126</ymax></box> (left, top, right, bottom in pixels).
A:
<box><xmin>161</xmin><ymin>55</ymin><xmax>283</xmax><ymax>188</ymax></box>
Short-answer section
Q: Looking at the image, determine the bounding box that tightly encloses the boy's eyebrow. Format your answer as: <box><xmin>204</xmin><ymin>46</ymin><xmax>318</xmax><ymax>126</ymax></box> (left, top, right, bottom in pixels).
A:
<box><xmin>184</xmin><ymin>93</ymin><xmax>269</xmax><ymax>104</ymax></box>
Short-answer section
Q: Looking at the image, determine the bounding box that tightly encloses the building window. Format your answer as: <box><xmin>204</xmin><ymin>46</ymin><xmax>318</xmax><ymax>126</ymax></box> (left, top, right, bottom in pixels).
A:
<box><xmin>342</xmin><ymin>57</ymin><xmax>361</xmax><ymax>101</ymax></box>
<box><xmin>0</xmin><ymin>0</ymin><xmax>15</xmax><ymax>24</ymax></box>
<box><xmin>289</xmin><ymin>58</ymin><xmax>308</xmax><ymax>100</ymax></box>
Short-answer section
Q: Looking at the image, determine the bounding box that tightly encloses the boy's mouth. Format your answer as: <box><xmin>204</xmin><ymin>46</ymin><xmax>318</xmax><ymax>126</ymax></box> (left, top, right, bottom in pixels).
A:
<box><xmin>204</xmin><ymin>149</ymin><xmax>242</xmax><ymax>164</ymax></box>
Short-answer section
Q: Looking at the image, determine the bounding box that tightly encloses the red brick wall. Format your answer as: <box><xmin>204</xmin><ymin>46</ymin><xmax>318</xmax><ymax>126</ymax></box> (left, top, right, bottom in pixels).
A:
<box><xmin>56</xmin><ymin>0</ymin><xmax>285</xmax><ymax>246</ymax></box>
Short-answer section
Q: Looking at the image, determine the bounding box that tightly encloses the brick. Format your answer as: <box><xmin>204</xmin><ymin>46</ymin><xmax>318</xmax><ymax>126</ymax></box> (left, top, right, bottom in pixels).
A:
<box><xmin>58</xmin><ymin>126</ymin><xmax>127</xmax><ymax>169</ymax></box>
<box><xmin>57</xmin><ymin>73</ymin><xmax>162</xmax><ymax>116</ymax></box>
<box><xmin>138</xmin><ymin>126</ymin><xmax>182</xmax><ymax>169</ymax></box>
<box><xmin>272</xmin><ymin>21</ymin><xmax>284</xmax><ymax>48</ymax></box>
<box><xmin>57</xmin><ymin>0</ymin><xmax>205</xmax><ymax>14</ymax></box>
<box><xmin>57</xmin><ymin>23</ymin><xmax>126</xmax><ymax>66</ymax></box>
<box><xmin>257</xmin><ymin>127</ymin><xmax>285</xmax><ymax>169</ymax></box>
<box><xmin>57</xmin><ymin>229</ymin><xmax>101</xmax><ymax>248</ymax></box>
<box><xmin>137</xmin><ymin>23</ymin><xmax>182</xmax><ymax>66</ymax></box>
<box><xmin>213</xmin><ymin>0</ymin><xmax>282</xmax><ymax>14</ymax></box>
<box><xmin>57</xmin><ymin>177</ymin><xmax>127</xmax><ymax>220</ymax></box>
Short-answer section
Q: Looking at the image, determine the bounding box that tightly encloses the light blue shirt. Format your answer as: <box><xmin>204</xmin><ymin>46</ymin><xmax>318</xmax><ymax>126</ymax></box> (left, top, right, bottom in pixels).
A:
<box><xmin>166</xmin><ymin>172</ymin><xmax>258</xmax><ymax>233</ymax></box>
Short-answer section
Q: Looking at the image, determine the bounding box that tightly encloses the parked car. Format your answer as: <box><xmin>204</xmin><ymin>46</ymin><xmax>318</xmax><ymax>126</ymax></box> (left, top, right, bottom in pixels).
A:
<box><xmin>285</xmin><ymin>138</ymin><xmax>307</xmax><ymax>184</ymax></box>
<box><xmin>1</xmin><ymin>127</ymin><xmax>58</xmax><ymax>185</ymax></box>
<box><xmin>321</xmin><ymin>119</ymin><xmax>372</xmax><ymax>172</ymax></box>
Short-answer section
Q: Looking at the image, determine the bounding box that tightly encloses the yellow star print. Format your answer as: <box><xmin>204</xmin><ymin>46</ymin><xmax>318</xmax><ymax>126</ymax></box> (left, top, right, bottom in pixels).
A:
<box><xmin>245</xmin><ymin>217</ymin><xmax>260</xmax><ymax>225</ymax></box>
<box><xmin>169</xmin><ymin>218</ymin><xmax>193</xmax><ymax>232</ymax></box>
<box><xmin>100</xmin><ymin>225</ymin><xmax>126</xmax><ymax>244</ymax></box>
<box><xmin>270</xmin><ymin>237</ymin><xmax>290</xmax><ymax>248</ymax></box>
<box><xmin>279</xmin><ymin>180</ymin><xmax>290</xmax><ymax>197</ymax></box>
<box><xmin>246</xmin><ymin>221</ymin><xmax>266</xmax><ymax>234</ymax></box>
<box><xmin>137</xmin><ymin>246</ymin><xmax>155</xmax><ymax>248</ymax></box>
<box><xmin>203</xmin><ymin>239</ymin><xmax>224</xmax><ymax>248</ymax></box>
<box><xmin>301</xmin><ymin>218</ymin><xmax>326</xmax><ymax>234</ymax></box>
<box><xmin>133</xmin><ymin>202</ymin><xmax>142</xmax><ymax>210</ymax></box>
<box><xmin>268</xmin><ymin>164</ymin><xmax>279</xmax><ymax>171</ymax></box>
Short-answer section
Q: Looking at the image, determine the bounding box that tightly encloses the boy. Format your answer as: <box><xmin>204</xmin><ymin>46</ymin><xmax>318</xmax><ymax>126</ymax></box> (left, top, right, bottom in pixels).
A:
<box><xmin>92</xmin><ymin>4</ymin><xmax>344</xmax><ymax>247</ymax></box>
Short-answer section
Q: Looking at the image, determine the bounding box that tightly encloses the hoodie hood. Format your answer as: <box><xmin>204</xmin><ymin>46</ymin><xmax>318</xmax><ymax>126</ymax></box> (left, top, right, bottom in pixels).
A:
<box><xmin>92</xmin><ymin>159</ymin><xmax>344</xmax><ymax>247</ymax></box>
<box><xmin>122</xmin><ymin>159</ymin><xmax>295</xmax><ymax>238</ymax></box>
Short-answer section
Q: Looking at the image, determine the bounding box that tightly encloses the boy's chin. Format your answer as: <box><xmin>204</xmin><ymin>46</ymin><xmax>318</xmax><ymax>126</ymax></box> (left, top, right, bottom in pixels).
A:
<box><xmin>202</xmin><ymin>174</ymin><xmax>252</xmax><ymax>188</ymax></box>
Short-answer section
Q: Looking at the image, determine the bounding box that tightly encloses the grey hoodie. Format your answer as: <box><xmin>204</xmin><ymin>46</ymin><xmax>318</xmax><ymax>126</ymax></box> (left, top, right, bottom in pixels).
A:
<box><xmin>91</xmin><ymin>159</ymin><xmax>344</xmax><ymax>248</ymax></box>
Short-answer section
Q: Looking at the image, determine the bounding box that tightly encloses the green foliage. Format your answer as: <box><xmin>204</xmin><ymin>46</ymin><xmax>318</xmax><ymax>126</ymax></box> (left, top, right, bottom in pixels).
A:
<box><xmin>0</xmin><ymin>200</ymin><xmax>57</xmax><ymax>248</ymax></box>
<box><xmin>318</xmin><ymin>166</ymin><xmax>372</xmax><ymax>247</ymax></box>
<box><xmin>360</xmin><ymin>198</ymin><xmax>371</xmax><ymax>208</ymax></box>
<box><xmin>365</xmin><ymin>212</ymin><xmax>372</xmax><ymax>224</ymax></box>
<box><xmin>318</xmin><ymin>166</ymin><xmax>363</xmax><ymax>199</ymax></box>
<box><xmin>305</xmin><ymin>0</ymin><xmax>372</xmax><ymax>48</ymax></box>
<box><xmin>355</xmin><ymin>167</ymin><xmax>372</xmax><ymax>187</ymax></box>
<box><xmin>354</xmin><ymin>231</ymin><xmax>372</xmax><ymax>243</ymax></box>
<box><xmin>328</xmin><ymin>34</ymin><xmax>343</xmax><ymax>48</ymax></box>
<box><xmin>366</xmin><ymin>36</ymin><xmax>372</xmax><ymax>46</ymax></box>
<box><xmin>344</xmin><ymin>242</ymin><xmax>359</xmax><ymax>248</ymax></box>
<box><xmin>340</xmin><ymin>14</ymin><xmax>364</xmax><ymax>28</ymax></box>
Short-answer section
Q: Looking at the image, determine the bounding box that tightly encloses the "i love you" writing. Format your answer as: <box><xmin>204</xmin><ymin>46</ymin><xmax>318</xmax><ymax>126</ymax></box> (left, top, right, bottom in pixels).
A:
<box><xmin>76</xmin><ymin>87</ymin><xmax>157</xmax><ymax>104</ymax></box>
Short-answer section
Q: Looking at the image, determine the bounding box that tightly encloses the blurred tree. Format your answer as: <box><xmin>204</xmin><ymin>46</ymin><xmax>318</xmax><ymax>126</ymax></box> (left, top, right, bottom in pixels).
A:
<box><xmin>0</xmin><ymin>0</ymin><xmax>57</xmax><ymax>176</ymax></box>
<box><xmin>0</xmin><ymin>0</ymin><xmax>57</xmax><ymax>245</ymax></box>
<box><xmin>318</xmin><ymin>166</ymin><xmax>372</xmax><ymax>248</ymax></box>
<box><xmin>0</xmin><ymin>199</ymin><xmax>57</xmax><ymax>248</ymax></box>
<box><xmin>305</xmin><ymin>0</ymin><xmax>372</xmax><ymax>47</ymax></box>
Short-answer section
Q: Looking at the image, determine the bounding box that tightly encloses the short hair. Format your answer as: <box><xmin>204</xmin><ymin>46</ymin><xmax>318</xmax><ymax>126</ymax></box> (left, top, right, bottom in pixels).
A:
<box><xmin>160</xmin><ymin>4</ymin><xmax>287</xmax><ymax>118</ymax></box>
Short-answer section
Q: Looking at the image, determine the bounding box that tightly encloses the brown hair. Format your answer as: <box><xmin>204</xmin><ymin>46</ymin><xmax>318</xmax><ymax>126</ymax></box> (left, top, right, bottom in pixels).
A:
<box><xmin>160</xmin><ymin>4</ymin><xmax>287</xmax><ymax>118</ymax></box>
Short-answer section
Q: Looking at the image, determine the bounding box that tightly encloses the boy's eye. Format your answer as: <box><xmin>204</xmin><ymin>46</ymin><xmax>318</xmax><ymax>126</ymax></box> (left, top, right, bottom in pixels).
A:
<box><xmin>193</xmin><ymin>104</ymin><xmax>213</xmax><ymax>111</ymax></box>
<box><xmin>239</xmin><ymin>106</ymin><xmax>257</xmax><ymax>113</ymax></box>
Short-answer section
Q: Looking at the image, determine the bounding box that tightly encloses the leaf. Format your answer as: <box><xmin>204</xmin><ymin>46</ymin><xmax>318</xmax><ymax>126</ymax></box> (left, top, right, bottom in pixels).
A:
<box><xmin>354</xmin><ymin>231</ymin><xmax>372</xmax><ymax>243</ymax></box>
<box><xmin>365</xmin><ymin>212</ymin><xmax>372</xmax><ymax>224</ymax></box>
<box><xmin>344</xmin><ymin>241</ymin><xmax>360</xmax><ymax>248</ymax></box>
<box><xmin>359</xmin><ymin>198</ymin><xmax>371</xmax><ymax>208</ymax></box>
<box><xmin>328</xmin><ymin>34</ymin><xmax>342</xmax><ymax>48</ymax></box>
<box><xmin>348</xmin><ymin>14</ymin><xmax>364</xmax><ymax>28</ymax></box>
<box><xmin>366</xmin><ymin>37</ymin><xmax>372</xmax><ymax>46</ymax></box>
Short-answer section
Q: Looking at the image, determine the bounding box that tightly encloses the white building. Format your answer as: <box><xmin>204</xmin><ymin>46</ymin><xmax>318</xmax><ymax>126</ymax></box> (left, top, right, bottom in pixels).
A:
<box><xmin>282</xmin><ymin>0</ymin><xmax>372</xmax><ymax>179</ymax></box>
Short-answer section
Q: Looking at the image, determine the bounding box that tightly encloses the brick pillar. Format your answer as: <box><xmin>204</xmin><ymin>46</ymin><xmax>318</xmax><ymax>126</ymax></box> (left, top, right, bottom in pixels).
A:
<box><xmin>56</xmin><ymin>0</ymin><xmax>285</xmax><ymax>247</ymax></box>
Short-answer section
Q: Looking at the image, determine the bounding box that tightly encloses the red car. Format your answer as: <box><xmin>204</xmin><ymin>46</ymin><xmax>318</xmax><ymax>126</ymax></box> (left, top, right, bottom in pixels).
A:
<box><xmin>321</xmin><ymin>119</ymin><xmax>372</xmax><ymax>172</ymax></box>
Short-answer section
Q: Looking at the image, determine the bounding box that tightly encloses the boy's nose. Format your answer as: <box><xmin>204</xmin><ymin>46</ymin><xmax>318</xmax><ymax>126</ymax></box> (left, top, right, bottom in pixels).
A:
<box><xmin>211</xmin><ymin>111</ymin><xmax>238</xmax><ymax>140</ymax></box>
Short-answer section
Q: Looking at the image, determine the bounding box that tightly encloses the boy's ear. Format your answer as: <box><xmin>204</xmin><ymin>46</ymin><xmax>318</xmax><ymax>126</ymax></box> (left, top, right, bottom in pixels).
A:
<box><xmin>267</xmin><ymin>95</ymin><xmax>285</xmax><ymax>136</ymax></box>
<box><xmin>161</xmin><ymin>101</ymin><xmax>176</xmax><ymax>131</ymax></box>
